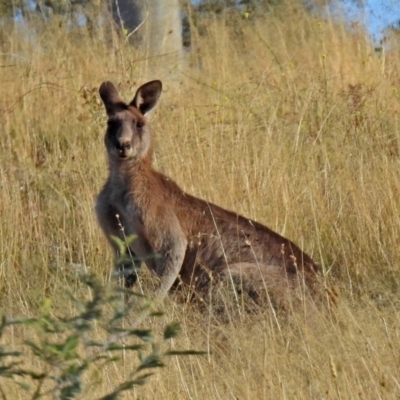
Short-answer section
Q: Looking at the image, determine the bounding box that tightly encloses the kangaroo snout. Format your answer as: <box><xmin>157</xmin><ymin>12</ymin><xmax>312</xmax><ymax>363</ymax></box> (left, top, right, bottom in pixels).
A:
<box><xmin>116</xmin><ymin>139</ymin><xmax>132</xmax><ymax>158</ymax></box>
<box><xmin>116</xmin><ymin>139</ymin><xmax>131</xmax><ymax>151</ymax></box>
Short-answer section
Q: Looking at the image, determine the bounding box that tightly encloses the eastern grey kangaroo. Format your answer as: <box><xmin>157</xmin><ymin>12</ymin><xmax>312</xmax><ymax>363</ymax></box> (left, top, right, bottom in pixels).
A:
<box><xmin>96</xmin><ymin>80</ymin><xmax>320</xmax><ymax>305</ymax></box>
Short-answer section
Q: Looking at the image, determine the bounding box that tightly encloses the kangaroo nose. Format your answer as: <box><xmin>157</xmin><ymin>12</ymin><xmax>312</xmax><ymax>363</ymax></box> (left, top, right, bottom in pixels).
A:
<box><xmin>116</xmin><ymin>141</ymin><xmax>131</xmax><ymax>151</ymax></box>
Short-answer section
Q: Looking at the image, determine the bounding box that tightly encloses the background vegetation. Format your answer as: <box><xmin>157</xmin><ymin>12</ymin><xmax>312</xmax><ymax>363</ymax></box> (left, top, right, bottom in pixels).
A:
<box><xmin>0</xmin><ymin>1</ymin><xmax>400</xmax><ymax>398</ymax></box>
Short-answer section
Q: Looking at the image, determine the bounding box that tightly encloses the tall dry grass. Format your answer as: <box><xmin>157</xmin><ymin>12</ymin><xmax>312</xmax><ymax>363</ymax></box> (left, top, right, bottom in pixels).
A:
<box><xmin>0</xmin><ymin>2</ymin><xmax>400</xmax><ymax>398</ymax></box>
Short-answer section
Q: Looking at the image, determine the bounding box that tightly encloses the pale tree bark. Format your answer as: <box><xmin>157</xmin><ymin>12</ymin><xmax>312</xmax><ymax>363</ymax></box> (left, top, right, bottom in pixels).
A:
<box><xmin>111</xmin><ymin>0</ymin><xmax>183</xmax><ymax>78</ymax></box>
<box><xmin>143</xmin><ymin>0</ymin><xmax>183</xmax><ymax>78</ymax></box>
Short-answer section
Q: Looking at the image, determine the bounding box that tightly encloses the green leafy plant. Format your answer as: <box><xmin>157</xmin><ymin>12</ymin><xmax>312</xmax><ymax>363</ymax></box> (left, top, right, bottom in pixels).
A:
<box><xmin>0</xmin><ymin>274</ymin><xmax>205</xmax><ymax>399</ymax></box>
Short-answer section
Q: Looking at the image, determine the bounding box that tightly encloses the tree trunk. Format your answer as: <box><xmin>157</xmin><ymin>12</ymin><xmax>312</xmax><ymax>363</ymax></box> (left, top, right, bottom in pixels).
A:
<box><xmin>110</xmin><ymin>0</ymin><xmax>183</xmax><ymax>78</ymax></box>
<box><xmin>143</xmin><ymin>0</ymin><xmax>183</xmax><ymax>78</ymax></box>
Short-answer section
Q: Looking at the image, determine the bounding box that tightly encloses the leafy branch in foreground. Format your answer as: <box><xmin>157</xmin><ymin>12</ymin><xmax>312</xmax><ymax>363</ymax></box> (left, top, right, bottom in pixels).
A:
<box><xmin>0</xmin><ymin>274</ymin><xmax>205</xmax><ymax>399</ymax></box>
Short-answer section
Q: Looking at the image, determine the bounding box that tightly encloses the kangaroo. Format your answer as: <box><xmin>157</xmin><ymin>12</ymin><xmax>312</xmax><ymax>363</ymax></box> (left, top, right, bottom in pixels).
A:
<box><xmin>95</xmin><ymin>80</ymin><xmax>320</xmax><ymax>305</ymax></box>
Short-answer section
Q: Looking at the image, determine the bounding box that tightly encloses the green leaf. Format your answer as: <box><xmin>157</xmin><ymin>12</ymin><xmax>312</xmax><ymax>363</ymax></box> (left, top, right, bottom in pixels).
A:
<box><xmin>99</xmin><ymin>393</ymin><xmax>119</xmax><ymax>400</ymax></box>
<box><xmin>12</xmin><ymin>369</ymin><xmax>46</xmax><ymax>380</ymax></box>
<box><xmin>14</xmin><ymin>317</ymin><xmax>41</xmax><ymax>327</ymax></box>
<box><xmin>40</xmin><ymin>297</ymin><xmax>52</xmax><ymax>315</ymax></box>
<box><xmin>106</xmin><ymin>344</ymin><xmax>143</xmax><ymax>352</ymax></box>
<box><xmin>24</xmin><ymin>340</ymin><xmax>43</xmax><ymax>357</ymax></box>
<box><xmin>163</xmin><ymin>322</ymin><xmax>180</xmax><ymax>340</ymax></box>
<box><xmin>16</xmin><ymin>381</ymin><xmax>31</xmax><ymax>391</ymax></box>
<box><xmin>164</xmin><ymin>350</ymin><xmax>208</xmax><ymax>356</ymax></box>
<box><xmin>110</xmin><ymin>234</ymin><xmax>137</xmax><ymax>255</ymax></box>
<box><xmin>60</xmin><ymin>381</ymin><xmax>82</xmax><ymax>399</ymax></box>
<box><xmin>102</xmin><ymin>356</ymin><xmax>121</xmax><ymax>363</ymax></box>
<box><xmin>0</xmin><ymin>349</ymin><xmax>22</xmax><ymax>358</ymax></box>
<box><xmin>149</xmin><ymin>311</ymin><xmax>164</xmax><ymax>317</ymax></box>
<box><xmin>62</xmin><ymin>334</ymin><xmax>79</xmax><ymax>357</ymax></box>
<box><xmin>99</xmin><ymin>374</ymin><xmax>154</xmax><ymax>400</ymax></box>
<box><xmin>132</xmin><ymin>372</ymin><xmax>154</xmax><ymax>382</ymax></box>
<box><xmin>126</xmin><ymin>329</ymin><xmax>153</xmax><ymax>342</ymax></box>
<box><xmin>0</xmin><ymin>362</ymin><xmax>23</xmax><ymax>377</ymax></box>
<box><xmin>137</xmin><ymin>354</ymin><xmax>165</xmax><ymax>371</ymax></box>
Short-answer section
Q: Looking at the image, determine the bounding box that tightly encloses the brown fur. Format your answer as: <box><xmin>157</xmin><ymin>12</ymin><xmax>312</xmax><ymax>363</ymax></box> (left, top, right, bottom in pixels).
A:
<box><xmin>96</xmin><ymin>80</ymin><xmax>320</xmax><ymax>304</ymax></box>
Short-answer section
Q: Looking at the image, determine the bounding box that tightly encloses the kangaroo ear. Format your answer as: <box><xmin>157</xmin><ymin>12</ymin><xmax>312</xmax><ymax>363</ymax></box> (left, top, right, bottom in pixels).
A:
<box><xmin>131</xmin><ymin>80</ymin><xmax>162</xmax><ymax>115</ymax></box>
<box><xmin>99</xmin><ymin>81</ymin><xmax>122</xmax><ymax>114</ymax></box>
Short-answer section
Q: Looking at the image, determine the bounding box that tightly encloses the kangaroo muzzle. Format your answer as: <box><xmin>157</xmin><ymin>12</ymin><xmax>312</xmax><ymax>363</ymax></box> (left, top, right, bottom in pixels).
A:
<box><xmin>116</xmin><ymin>140</ymin><xmax>132</xmax><ymax>158</ymax></box>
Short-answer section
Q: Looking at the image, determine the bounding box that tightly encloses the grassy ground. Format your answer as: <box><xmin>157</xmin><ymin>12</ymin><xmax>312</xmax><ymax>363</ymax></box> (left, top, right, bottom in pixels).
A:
<box><xmin>0</xmin><ymin>2</ymin><xmax>399</xmax><ymax>398</ymax></box>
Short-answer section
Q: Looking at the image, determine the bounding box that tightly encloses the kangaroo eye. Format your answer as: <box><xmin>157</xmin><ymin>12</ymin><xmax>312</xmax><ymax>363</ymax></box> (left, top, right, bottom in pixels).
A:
<box><xmin>136</xmin><ymin>121</ymin><xmax>144</xmax><ymax>129</ymax></box>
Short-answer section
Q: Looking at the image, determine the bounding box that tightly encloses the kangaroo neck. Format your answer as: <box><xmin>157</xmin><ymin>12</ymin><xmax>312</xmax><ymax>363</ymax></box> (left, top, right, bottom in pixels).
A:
<box><xmin>108</xmin><ymin>152</ymin><xmax>153</xmax><ymax>185</ymax></box>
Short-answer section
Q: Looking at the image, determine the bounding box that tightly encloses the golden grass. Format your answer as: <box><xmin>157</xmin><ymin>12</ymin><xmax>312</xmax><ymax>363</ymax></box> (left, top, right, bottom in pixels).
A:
<box><xmin>0</xmin><ymin>2</ymin><xmax>400</xmax><ymax>398</ymax></box>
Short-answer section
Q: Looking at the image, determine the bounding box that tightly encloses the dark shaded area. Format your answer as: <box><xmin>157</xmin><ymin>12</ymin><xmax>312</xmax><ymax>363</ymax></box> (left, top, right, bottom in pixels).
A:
<box><xmin>108</xmin><ymin>0</ymin><xmax>142</xmax><ymax>35</ymax></box>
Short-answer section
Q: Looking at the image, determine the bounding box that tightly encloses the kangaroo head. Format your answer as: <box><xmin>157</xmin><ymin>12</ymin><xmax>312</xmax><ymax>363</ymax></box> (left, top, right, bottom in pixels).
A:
<box><xmin>99</xmin><ymin>80</ymin><xmax>162</xmax><ymax>161</ymax></box>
